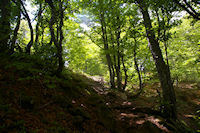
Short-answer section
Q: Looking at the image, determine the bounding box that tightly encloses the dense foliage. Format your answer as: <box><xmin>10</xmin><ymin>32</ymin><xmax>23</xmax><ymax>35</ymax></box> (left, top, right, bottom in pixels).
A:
<box><xmin>0</xmin><ymin>0</ymin><xmax>199</xmax><ymax>132</ymax></box>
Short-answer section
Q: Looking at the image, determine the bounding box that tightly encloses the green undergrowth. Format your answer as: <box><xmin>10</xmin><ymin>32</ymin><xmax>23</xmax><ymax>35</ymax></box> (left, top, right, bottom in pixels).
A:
<box><xmin>0</xmin><ymin>53</ymin><xmax>116</xmax><ymax>133</ymax></box>
<box><xmin>0</xmin><ymin>53</ymin><xmax>198</xmax><ymax>132</ymax></box>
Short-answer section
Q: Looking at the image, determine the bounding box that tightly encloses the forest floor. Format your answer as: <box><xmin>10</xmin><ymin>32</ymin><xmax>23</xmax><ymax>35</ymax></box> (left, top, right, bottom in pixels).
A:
<box><xmin>91</xmin><ymin>78</ymin><xmax>200</xmax><ymax>133</ymax></box>
<box><xmin>0</xmin><ymin>56</ymin><xmax>199</xmax><ymax>133</ymax></box>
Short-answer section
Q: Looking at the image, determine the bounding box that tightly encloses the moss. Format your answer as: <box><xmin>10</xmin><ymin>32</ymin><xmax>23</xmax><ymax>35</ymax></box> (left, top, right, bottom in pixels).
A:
<box><xmin>85</xmin><ymin>94</ymin><xmax>104</xmax><ymax>107</ymax></box>
<box><xmin>96</xmin><ymin>104</ymin><xmax>115</xmax><ymax>131</ymax></box>
<box><xmin>68</xmin><ymin>107</ymin><xmax>91</xmax><ymax>120</ymax></box>
<box><xmin>85</xmin><ymin>94</ymin><xmax>116</xmax><ymax>131</ymax></box>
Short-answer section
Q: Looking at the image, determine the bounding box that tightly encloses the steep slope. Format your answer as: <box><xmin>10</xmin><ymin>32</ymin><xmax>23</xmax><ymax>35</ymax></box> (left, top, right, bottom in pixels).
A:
<box><xmin>0</xmin><ymin>54</ymin><xmax>118</xmax><ymax>133</ymax></box>
<box><xmin>0</xmin><ymin>54</ymin><xmax>199</xmax><ymax>133</ymax></box>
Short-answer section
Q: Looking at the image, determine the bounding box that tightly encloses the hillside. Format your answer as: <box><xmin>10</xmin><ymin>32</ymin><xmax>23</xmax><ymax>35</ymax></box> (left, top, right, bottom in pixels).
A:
<box><xmin>0</xmin><ymin>54</ymin><xmax>199</xmax><ymax>133</ymax></box>
<box><xmin>1</xmin><ymin>0</ymin><xmax>200</xmax><ymax>132</ymax></box>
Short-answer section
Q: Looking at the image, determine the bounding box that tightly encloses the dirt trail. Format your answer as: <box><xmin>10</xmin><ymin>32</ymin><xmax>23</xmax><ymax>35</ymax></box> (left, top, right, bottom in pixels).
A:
<box><xmin>90</xmin><ymin>79</ymin><xmax>200</xmax><ymax>133</ymax></box>
<box><xmin>0</xmin><ymin>63</ymin><xmax>199</xmax><ymax>133</ymax></box>
<box><xmin>89</xmin><ymin>81</ymin><xmax>170</xmax><ymax>133</ymax></box>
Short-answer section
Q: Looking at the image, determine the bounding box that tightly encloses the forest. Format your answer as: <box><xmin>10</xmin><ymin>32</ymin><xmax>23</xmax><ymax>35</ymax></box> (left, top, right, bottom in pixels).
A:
<box><xmin>0</xmin><ymin>0</ymin><xmax>200</xmax><ymax>132</ymax></box>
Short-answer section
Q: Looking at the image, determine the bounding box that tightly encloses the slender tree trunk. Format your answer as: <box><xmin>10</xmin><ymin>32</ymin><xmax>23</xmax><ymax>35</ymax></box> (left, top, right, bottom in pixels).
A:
<box><xmin>100</xmin><ymin>12</ymin><xmax>115</xmax><ymax>88</ymax></box>
<box><xmin>164</xmin><ymin>42</ymin><xmax>169</xmax><ymax>66</ymax></box>
<box><xmin>164</xmin><ymin>12</ymin><xmax>170</xmax><ymax>66</ymax></box>
<box><xmin>112</xmin><ymin>44</ymin><xmax>118</xmax><ymax>88</ymax></box>
<box><xmin>115</xmin><ymin>20</ymin><xmax>122</xmax><ymax>89</ymax></box>
<box><xmin>136</xmin><ymin>0</ymin><xmax>177</xmax><ymax>120</ymax></box>
<box><xmin>107</xmin><ymin>54</ymin><xmax>115</xmax><ymax>88</ymax></box>
<box><xmin>20</xmin><ymin>0</ymin><xmax>34</xmax><ymax>54</ymax></box>
<box><xmin>116</xmin><ymin>38</ymin><xmax>122</xmax><ymax>89</ymax></box>
<box><xmin>46</xmin><ymin>0</ymin><xmax>65</xmax><ymax>76</ymax></box>
<box><xmin>35</xmin><ymin>3</ymin><xmax>43</xmax><ymax>51</ymax></box>
<box><xmin>133</xmin><ymin>39</ymin><xmax>143</xmax><ymax>93</ymax></box>
<box><xmin>110</xmin><ymin>31</ymin><xmax>116</xmax><ymax>86</ymax></box>
<box><xmin>113</xmin><ymin>50</ymin><xmax>118</xmax><ymax>82</ymax></box>
<box><xmin>40</xmin><ymin>18</ymin><xmax>46</xmax><ymax>46</ymax></box>
<box><xmin>0</xmin><ymin>0</ymin><xmax>11</xmax><ymax>52</ymax></box>
<box><xmin>121</xmin><ymin>55</ymin><xmax>128</xmax><ymax>90</ymax></box>
<box><xmin>56</xmin><ymin>0</ymin><xmax>64</xmax><ymax>75</ymax></box>
<box><xmin>161</xmin><ymin>9</ymin><xmax>170</xmax><ymax>66</ymax></box>
<box><xmin>173</xmin><ymin>0</ymin><xmax>200</xmax><ymax>20</ymax></box>
<box><xmin>11</xmin><ymin>1</ymin><xmax>21</xmax><ymax>54</ymax></box>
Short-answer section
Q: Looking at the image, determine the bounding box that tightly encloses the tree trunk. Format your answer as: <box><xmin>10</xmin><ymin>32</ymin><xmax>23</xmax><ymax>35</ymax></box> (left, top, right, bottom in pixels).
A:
<box><xmin>20</xmin><ymin>0</ymin><xmax>34</xmax><ymax>54</ymax></box>
<box><xmin>116</xmin><ymin>34</ymin><xmax>122</xmax><ymax>90</ymax></box>
<box><xmin>40</xmin><ymin>19</ymin><xmax>46</xmax><ymax>46</ymax></box>
<box><xmin>100</xmin><ymin>11</ymin><xmax>115</xmax><ymax>88</ymax></box>
<box><xmin>11</xmin><ymin>1</ymin><xmax>21</xmax><ymax>54</ymax></box>
<box><xmin>106</xmin><ymin>54</ymin><xmax>115</xmax><ymax>88</ymax></box>
<box><xmin>136</xmin><ymin>0</ymin><xmax>177</xmax><ymax>120</ymax></box>
<box><xmin>46</xmin><ymin>0</ymin><xmax>65</xmax><ymax>76</ymax></box>
<box><xmin>173</xmin><ymin>0</ymin><xmax>200</xmax><ymax>20</ymax></box>
<box><xmin>121</xmin><ymin>54</ymin><xmax>128</xmax><ymax>90</ymax></box>
<box><xmin>133</xmin><ymin>39</ymin><xmax>143</xmax><ymax>93</ymax></box>
<box><xmin>0</xmin><ymin>0</ymin><xmax>11</xmax><ymax>52</ymax></box>
<box><xmin>110</xmin><ymin>31</ymin><xmax>116</xmax><ymax>88</ymax></box>
<box><xmin>35</xmin><ymin>3</ymin><xmax>43</xmax><ymax>51</ymax></box>
<box><xmin>56</xmin><ymin>0</ymin><xmax>64</xmax><ymax>75</ymax></box>
<box><xmin>115</xmin><ymin>17</ymin><xmax>122</xmax><ymax>89</ymax></box>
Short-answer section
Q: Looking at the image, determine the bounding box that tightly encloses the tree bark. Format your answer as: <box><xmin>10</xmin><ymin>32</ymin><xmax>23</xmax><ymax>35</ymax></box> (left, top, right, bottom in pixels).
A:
<box><xmin>40</xmin><ymin>20</ymin><xmax>46</xmax><ymax>45</ymax></box>
<box><xmin>100</xmin><ymin>11</ymin><xmax>115</xmax><ymax>88</ymax></box>
<box><xmin>136</xmin><ymin>0</ymin><xmax>177</xmax><ymax>120</ymax></box>
<box><xmin>0</xmin><ymin>0</ymin><xmax>11</xmax><ymax>52</ymax></box>
<box><xmin>133</xmin><ymin>39</ymin><xmax>143</xmax><ymax>93</ymax></box>
<box><xmin>115</xmin><ymin>28</ymin><xmax>122</xmax><ymax>90</ymax></box>
<box><xmin>19</xmin><ymin>0</ymin><xmax>34</xmax><ymax>54</ymax></box>
<box><xmin>45</xmin><ymin>0</ymin><xmax>65</xmax><ymax>76</ymax></box>
<box><xmin>121</xmin><ymin>54</ymin><xmax>128</xmax><ymax>90</ymax></box>
<box><xmin>173</xmin><ymin>0</ymin><xmax>200</xmax><ymax>20</ymax></box>
<box><xmin>110</xmin><ymin>31</ymin><xmax>116</xmax><ymax>87</ymax></box>
<box><xmin>10</xmin><ymin>1</ymin><xmax>21</xmax><ymax>54</ymax></box>
<box><xmin>35</xmin><ymin>2</ymin><xmax>43</xmax><ymax>51</ymax></box>
<box><xmin>57</xmin><ymin>0</ymin><xmax>64</xmax><ymax>75</ymax></box>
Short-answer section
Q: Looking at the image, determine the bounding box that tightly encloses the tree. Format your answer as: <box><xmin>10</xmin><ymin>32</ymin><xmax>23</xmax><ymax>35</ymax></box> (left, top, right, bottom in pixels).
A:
<box><xmin>173</xmin><ymin>0</ymin><xmax>200</xmax><ymax>20</ymax></box>
<box><xmin>0</xmin><ymin>0</ymin><xmax>11</xmax><ymax>52</ymax></box>
<box><xmin>169</xmin><ymin>18</ymin><xmax>200</xmax><ymax>82</ymax></box>
<box><xmin>80</xmin><ymin>0</ymin><xmax>135</xmax><ymax>89</ymax></box>
<box><xmin>34</xmin><ymin>1</ymin><xmax>43</xmax><ymax>51</ymax></box>
<box><xmin>136</xmin><ymin>0</ymin><xmax>177</xmax><ymax>120</ymax></box>
<box><xmin>10</xmin><ymin>0</ymin><xmax>21</xmax><ymax>53</ymax></box>
<box><xmin>45</xmin><ymin>0</ymin><xmax>67</xmax><ymax>75</ymax></box>
<box><xmin>99</xmin><ymin>2</ymin><xmax>116</xmax><ymax>88</ymax></box>
<box><xmin>19</xmin><ymin>0</ymin><xmax>34</xmax><ymax>54</ymax></box>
